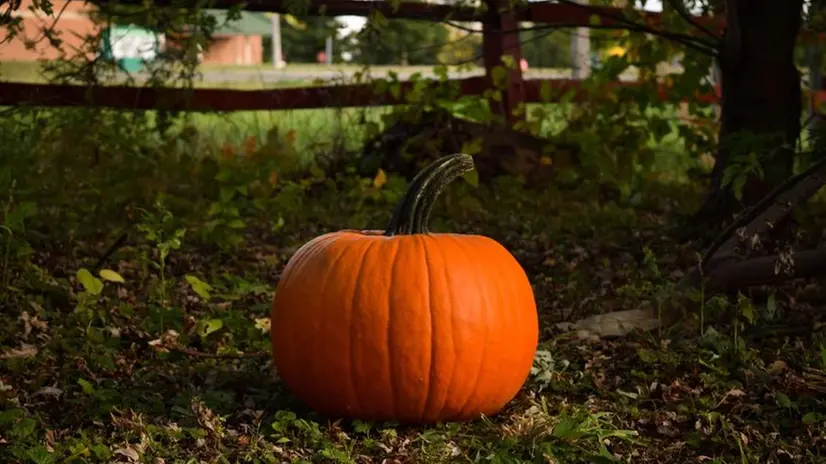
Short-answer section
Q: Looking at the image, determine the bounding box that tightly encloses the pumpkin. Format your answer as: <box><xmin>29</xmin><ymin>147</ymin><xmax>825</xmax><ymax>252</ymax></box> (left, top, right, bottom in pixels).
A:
<box><xmin>270</xmin><ymin>153</ymin><xmax>538</xmax><ymax>424</ymax></box>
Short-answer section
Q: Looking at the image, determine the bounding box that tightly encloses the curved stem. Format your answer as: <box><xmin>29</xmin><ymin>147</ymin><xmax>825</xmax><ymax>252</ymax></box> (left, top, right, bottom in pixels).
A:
<box><xmin>384</xmin><ymin>153</ymin><xmax>475</xmax><ymax>236</ymax></box>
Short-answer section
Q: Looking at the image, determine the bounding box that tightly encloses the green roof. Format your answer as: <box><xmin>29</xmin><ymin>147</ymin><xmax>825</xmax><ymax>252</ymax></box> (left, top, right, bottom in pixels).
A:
<box><xmin>206</xmin><ymin>9</ymin><xmax>272</xmax><ymax>36</ymax></box>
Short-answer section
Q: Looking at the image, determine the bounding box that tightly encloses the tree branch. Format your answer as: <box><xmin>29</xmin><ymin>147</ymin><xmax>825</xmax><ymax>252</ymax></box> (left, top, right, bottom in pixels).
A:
<box><xmin>551</xmin><ymin>0</ymin><xmax>720</xmax><ymax>54</ymax></box>
<box><xmin>679</xmin><ymin>248</ymin><xmax>826</xmax><ymax>295</ymax></box>
<box><xmin>662</xmin><ymin>0</ymin><xmax>722</xmax><ymax>43</ymax></box>
<box><xmin>700</xmin><ymin>153</ymin><xmax>826</xmax><ymax>269</ymax></box>
<box><xmin>444</xmin><ymin>19</ymin><xmax>718</xmax><ymax>56</ymax></box>
<box><xmin>151</xmin><ymin>341</ymin><xmax>269</xmax><ymax>359</ymax></box>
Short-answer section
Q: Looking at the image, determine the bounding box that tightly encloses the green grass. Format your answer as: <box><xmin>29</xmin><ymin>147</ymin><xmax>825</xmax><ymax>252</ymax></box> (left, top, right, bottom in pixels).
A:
<box><xmin>0</xmin><ymin>60</ymin><xmax>571</xmax><ymax>86</ymax></box>
<box><xmin>0</xmin><ymin>61</ymin><xmax>44</xmax><ymax>83</ymax></box>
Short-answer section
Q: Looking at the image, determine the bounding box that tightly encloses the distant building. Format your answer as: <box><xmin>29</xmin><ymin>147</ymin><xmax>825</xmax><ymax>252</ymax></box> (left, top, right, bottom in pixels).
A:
<box><xmin>1</xmin><ymin>0</ymin><xmax>97</xmax><ymax>61</ymax></box>
<box><xmin>196</xmin><ymin>9</ymin><xmax>271</xmax><ymax>65</ymax></box>
<box><xmin>0</xmin><ymin>1</ymin><xmax>270</xmax><ymax>66</ymax></box>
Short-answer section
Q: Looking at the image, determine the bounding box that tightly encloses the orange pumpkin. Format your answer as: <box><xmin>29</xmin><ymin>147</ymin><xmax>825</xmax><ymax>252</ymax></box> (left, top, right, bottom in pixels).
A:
<box><xmin>270</xmin><ymin>154</ymin><xmax>538</xmax><ymax>424</ymax></box>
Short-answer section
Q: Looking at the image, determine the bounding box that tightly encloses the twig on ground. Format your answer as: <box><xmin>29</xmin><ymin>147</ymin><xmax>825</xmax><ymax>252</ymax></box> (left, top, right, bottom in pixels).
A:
<box><xmin>151</xmin><ymin>341</ymin><xmax>269</xmax><ymax>359</ymax></box>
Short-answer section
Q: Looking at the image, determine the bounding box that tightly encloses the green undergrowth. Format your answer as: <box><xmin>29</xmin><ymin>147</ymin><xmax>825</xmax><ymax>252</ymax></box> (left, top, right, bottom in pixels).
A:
<box><xmin>0</xmin><ymin>104</ymin><xmax>824</xmax><ymax>464</ymax></box>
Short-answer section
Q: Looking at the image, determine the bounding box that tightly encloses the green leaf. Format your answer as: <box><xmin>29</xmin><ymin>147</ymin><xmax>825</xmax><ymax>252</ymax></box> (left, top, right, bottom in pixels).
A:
<box><xmin>775</xmin><ymin>391</ymin><xmax>793</xmax><ymax>409</ymax></box>
<box><xmin>91</xmin><ymin>444</ymin><xmax>112</xmax><ymax>461</ymax></box>
<box><xmin>76</xmin><ymin>268</ymin><xmax>103</xmax><ymax>295</ymax></box>
<box><xmin>77</xmin><ymin>378</ymin><xmax>96</xmax><ymax>395</ymax></box>
<box><xmin>491</xmin><ymin>65</ymin><xmax>508</xmax><ymax>89</ymax></box>
<box><xmin>551</xmin><ymin>415</ymin><xmax>584</xmax><ymax>439</ymax></box>
<box><xmin>803</xmin><ymin>412</ymin><xmax>822</xmax><ymax>425</ymax></box>
<box><xmin>185</xmin><ymin>275</ymin><xmax>213</xmax><ymax>301</ymax></box>
<box><xmin>589</xmin><ymin>14</ymin><xmax>602</xmax><ymax>26</ymax></box>
<box><xmin>0</xmin><ymin>408</ymin><xmax>25</xmax><ymax>425</ymax></box>
<box><xmin>461</xmin><ymin>169</ymin><xmax>479</xmax><ymax>188</ymax></box>
<box><xmin>11</xmin><ymin>417</ymin><xmax>36</xmax><ymax>438</ymax></box>
<box><xmin>271</xmin><ymin>216</ymin><xmax>285</xmax><ymax>232</ymax></box>
<box><xmin>226</xmin><ymin>219</ymin><xmax>246</xmax><ymax>229</ymax></box>
<box><xmin>198</xmin><ymin>318</ymin><xmax>223</xmax><ymax>338</ymax></box>
<box><xmin>220</xmin><ymin>187</ymin><xmax>236</xmax><ymax>202</ymax></box>
<box><xmin>98</xmin><ymin>269</ymin><xmax>125</xmax><ymax>283</ymax></box>
<box><xmin>539</xmin><ymin>80</ymin><xmax>553</xmax><ymax>102</ymax></box>
<box><xmin>732</xmin><ymin>175</ymin><xmax>746</xmax><ymax>201</ymax></box>
<box><xmin>766</xmin><ymin>293</ymin><xmax>777</xmax><ymax>319</ymax></box>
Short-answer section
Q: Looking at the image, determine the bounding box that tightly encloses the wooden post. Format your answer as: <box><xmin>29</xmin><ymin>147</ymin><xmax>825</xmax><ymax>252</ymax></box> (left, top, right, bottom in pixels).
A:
<box><xmin>271</xmin><ymin>13</ymin><xmax>284</xmax><ymax>68</ymax></box>
<box><xmin>569</xmin><ymin>0</ymin><xmax>591</xmax><ymax>80</ymax></box>
<box><xmin>482</xmin><ymin>0</ymin><xmax>525</xmax><ymax>127</ymax></box>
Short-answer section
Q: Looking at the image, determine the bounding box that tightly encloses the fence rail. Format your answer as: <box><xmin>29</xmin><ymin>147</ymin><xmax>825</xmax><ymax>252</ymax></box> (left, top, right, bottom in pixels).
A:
<box><xmin>12</xmin><ymin>78</ymin><xmax>826</xmax><ymax>112</ymax></box>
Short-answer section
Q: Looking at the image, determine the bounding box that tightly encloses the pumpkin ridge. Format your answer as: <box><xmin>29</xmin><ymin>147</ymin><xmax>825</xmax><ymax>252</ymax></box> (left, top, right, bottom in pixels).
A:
<box><xmin>347</xmin><ymin>239</ymin><xmax>376</xmax><ymax>416</ymax></box>
<box><xmin>272</xmin><ymin>234</ymin><xmax>343</xmax><ymax>413</ymax></box>
<box><xmin>430</xmin><ymin>238</ymin><xmax>458</xmax><ymax>422</ymax></box>
<box><xmin>302</xmin><ymin>236</ymin><xmax>352</xmax><ymax>412</ymax></box>
<box><xmin>386</xmin><ymin>240</ymin><xmax>402</xmax><ymax>419</ymax></box>
<box><xmin>449</xmin><ymin>234</ymin><xmax>489</xmax><ymax>420</ymax></box>
<box><xmin>419</xmin><ymin>236</ymin><xmax>436</xmax><ymax>421</ymax></box>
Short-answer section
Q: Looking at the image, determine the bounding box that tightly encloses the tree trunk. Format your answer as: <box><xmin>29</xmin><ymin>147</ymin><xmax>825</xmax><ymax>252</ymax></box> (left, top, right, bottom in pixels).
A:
<box><xmin>695</xmin><ymin>0</ymin><xmax>804</xmax><ymax>223</ymax></box>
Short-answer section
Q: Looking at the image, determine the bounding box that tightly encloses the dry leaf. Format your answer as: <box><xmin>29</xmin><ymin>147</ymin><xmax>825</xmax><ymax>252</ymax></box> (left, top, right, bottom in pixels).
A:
<box><xmin>114</xmin><ymin>445</ymin><xmax>140</xmax><ymax>462</ymax></box>
<box><xmin>768</xmin><ymin>360</ymin><xmax>788</xmax><ymax>375</ymax></box>
<box><xmin>285</xmin><ymin>129</ymin><xmax>297</xmax><ymax>144</ymax></box>
<box><xmin>0</xmin><ymin>343</ymin><xmax>38</xmax><ymax>359</ymax></box>
<box><xmin>373</xmin><ymin>168</ymin><xmax>387</xmax><ymax>189</ymax></box>
<box><xmin>243</xmin><ymin>135</ymin><xmax>257</xmax><ymax>155</ymax></box>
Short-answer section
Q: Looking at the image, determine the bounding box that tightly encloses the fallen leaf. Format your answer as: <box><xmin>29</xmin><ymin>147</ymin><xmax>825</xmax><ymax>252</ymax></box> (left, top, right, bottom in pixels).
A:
<box><xmin>114</xmin><ymin>445</ymin><xmax>140</xmax><ymax>462</ymax></box>
<box><xmin>768</xmin><ymin>360</ymin><xmax>788</xmax><ymax>375</ymax></box>
<box><xmin>373</xmin><ymin>168</ymin><xmax>387</xmax><ymax>189</ymax></box>
<box><xmin>0</xmin><ymin>343</ymin><xmax>38</xmax><ymax>359</ymax></box>
<box><xmin>99</xmin><ymin>269</ymin><xmax>126</xmax><ymax>283</ymax></box>
<box><xmin>571</xmin><ymin>309</ymin><xmax>660</xmax><ymax>338</ymax></box>
<box><xmin>34</xmin><ymin>386</ymin><xmax>64</xmax><ymax>398</ymax></box>
<box><xmin>221</xmin><ymin>142</ymin><xmax>235</xmax><ymax>160</ymax></box>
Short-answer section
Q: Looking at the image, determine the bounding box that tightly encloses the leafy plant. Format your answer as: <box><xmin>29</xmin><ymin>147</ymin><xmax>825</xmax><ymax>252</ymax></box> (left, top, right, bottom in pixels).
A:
<box><xmin>136</xmin><ymin>197</ymin><xmax>186</xmax><ymax>303</ymax></box>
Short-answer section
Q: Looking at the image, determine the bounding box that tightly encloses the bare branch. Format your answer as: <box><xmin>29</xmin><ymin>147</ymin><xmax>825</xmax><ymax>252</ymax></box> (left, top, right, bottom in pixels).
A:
<box><xmin>552</xmin><ymin>0</ymin><xmax>720</xmax><ymax>54</ymax></box>
<box><xmin>152</xmin><ymin>342</ymin><xmax>269</xmax><ymax>359</ymax></box>
<box><xmin>701</xmin><ymin>153</ymin><xmax>826</xmax><ymax>268</ymax></box>
<box><xmin>663</xmin><ymin>0</ymin><xmax>722</xmax><ymax>43</ymax></box>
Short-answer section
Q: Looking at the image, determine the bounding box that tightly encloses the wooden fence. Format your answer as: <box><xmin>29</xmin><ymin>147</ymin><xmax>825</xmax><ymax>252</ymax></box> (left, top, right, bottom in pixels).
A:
<box><xmin>1</xmin><ymin>1</ymin><xmax>823</xmax><ymax>120</ymax></box>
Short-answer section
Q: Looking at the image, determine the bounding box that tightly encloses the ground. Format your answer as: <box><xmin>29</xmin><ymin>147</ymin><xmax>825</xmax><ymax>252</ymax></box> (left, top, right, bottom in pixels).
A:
<box><xmin>0</xmin><ymin>74</ymin><xmax>824</xmax><ymax>462</ymax></box>
<box><xmin>1</xmin><ymin>127</ymin><xmax>825</xmax><ymax>463</ymax></box>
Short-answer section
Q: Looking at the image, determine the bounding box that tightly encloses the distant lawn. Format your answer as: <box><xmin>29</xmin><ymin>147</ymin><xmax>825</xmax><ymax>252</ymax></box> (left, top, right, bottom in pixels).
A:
<box><xmin>0</xmin><ymin>60</ymin><xmax>44</xmax><ymax>82</ymax></box>
<box><xmin>1</xmin><ymin>60</ymin><xmax>575</xmax><ymax>84</ymax></box>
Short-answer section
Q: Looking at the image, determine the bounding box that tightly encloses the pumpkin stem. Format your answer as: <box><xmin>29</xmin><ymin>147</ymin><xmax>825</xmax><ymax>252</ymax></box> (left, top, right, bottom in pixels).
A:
<box><xmin>384</xmin><ymin>153</ymin><xmax>475</xmax><ymax>236</ymax></box>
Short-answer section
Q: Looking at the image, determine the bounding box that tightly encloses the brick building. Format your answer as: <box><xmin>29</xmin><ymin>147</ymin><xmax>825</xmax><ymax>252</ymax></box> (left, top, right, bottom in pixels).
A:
<box><xmin>1</xmin><ymin>1</ymin><xmax>270</xmax><ymax>66</ymax></box>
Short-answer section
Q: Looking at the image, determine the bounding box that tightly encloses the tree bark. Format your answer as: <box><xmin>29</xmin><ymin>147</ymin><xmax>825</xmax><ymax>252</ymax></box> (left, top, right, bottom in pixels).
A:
<box><xmin>695</xmin><ymin>0</ymin><xmax>804</xmax><ymax>223</ymax></box>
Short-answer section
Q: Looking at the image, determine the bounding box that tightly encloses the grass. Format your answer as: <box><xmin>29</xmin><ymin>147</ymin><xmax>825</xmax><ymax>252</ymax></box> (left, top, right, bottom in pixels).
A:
<box><xmin>0</xmin><ymin>60</ymin><xmax>572</xmax><ymax>86</ymax></box>
<box><xmin>0</xmin><ymin>83</ymin><xmax>824</xmax><ymax>464</ymax></box>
